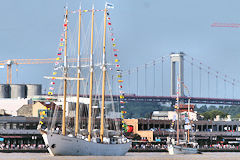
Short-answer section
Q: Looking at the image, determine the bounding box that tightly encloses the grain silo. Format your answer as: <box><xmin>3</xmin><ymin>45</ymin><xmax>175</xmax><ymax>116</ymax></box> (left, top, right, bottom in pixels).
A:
<box><xmin>10</xmin><ymin>84</ymin><xmax>26</xmax><ymax>98</ymax></box>
<box><xmin>26</xmin><ymin>84</ymin><xmax>42</xmax><ymax>98</ymax></box>
<box><xmin>0</xmin><ymin>84</ymin><xmax>10</xmax><ymax>98</ymax></box>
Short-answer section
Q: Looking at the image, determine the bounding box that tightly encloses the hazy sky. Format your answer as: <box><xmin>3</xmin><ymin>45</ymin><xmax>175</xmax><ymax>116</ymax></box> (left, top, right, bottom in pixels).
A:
<box><xmin>1</xmin><ymin>0</ymin><xmax>240</xmax><ymax>97</ymax></box>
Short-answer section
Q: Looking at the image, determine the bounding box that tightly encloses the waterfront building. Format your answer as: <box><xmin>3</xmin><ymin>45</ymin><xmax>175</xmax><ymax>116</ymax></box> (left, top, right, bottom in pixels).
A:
<box><xmin>124</xmin><ymin>118</ymin><xmax>240</xmax><ymax>146</ymax></box>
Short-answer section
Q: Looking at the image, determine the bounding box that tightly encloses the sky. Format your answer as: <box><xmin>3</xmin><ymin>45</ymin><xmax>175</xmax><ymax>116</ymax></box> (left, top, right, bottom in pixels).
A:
<box><xmin>1</xmin><ymin>0</ymin><xmax>240</xmax><ymax>97</ymax></box>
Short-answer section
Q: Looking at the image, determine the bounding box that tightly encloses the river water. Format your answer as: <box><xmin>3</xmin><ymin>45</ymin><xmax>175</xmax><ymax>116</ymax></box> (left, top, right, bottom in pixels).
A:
<box><xmin>0</xmin><ymin>152</ymin><xmax>238</xmax><ymax>160</ymax></box>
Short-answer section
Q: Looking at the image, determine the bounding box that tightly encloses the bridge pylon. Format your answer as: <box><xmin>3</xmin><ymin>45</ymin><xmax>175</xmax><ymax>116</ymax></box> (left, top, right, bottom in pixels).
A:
<box><xmin>170</xmin><ymin>52</ymin><xmax>185</xmax><ymax>97</ymax></box>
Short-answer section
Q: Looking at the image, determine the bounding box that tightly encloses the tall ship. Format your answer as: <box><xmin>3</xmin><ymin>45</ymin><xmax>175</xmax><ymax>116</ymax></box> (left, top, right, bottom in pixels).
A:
<box><xmin>38</xmin><ymin>3</ymin><xmax>131</xmax><ymax>156</ymax></box>
<box><xmin>167</xmin><ymin>78</ymin><xmax>200</xmax><ymax>155</ymax></box>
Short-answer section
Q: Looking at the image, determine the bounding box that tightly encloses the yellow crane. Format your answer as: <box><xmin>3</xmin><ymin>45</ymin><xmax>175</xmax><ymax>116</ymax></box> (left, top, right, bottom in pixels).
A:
<box><xmin>0</xmin><ymin>58</ymin><xmax>88</xmax><ymax>84</ymax></box>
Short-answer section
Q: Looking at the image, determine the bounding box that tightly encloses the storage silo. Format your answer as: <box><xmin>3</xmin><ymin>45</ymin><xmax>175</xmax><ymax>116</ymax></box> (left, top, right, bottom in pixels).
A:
<box><xmin>26</xmin><ymin>84</ymin><xmax>42</xmax><ymax>98</ymax></box>
<box><xmin>0</xmin><ymin>84</ymin><xmax>10</xmax><ymax>98</ymax></box>
<box><xmin>10</xmin><ymin>84</ymin><xmax>26</xmax><ymax>98</ymax></box>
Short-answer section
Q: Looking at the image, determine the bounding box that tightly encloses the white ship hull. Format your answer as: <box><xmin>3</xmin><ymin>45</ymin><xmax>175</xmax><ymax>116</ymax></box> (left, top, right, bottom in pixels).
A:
<box><xmin>168</xmin><ymin>144</ymin><xmax>200</xmax><ymax>155</ymax></box>
<box><xmin>42</xmin><ymin>132</ymin><xmax>131</xmax><ymax>156</ymax></box>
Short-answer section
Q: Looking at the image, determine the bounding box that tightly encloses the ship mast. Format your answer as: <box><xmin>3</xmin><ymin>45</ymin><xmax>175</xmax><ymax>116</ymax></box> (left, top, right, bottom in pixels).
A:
<box><xmin>100</xmin><ymin>7</ymin><xmax>107</xmax><ymax>142</ymax></box>
<box><xmin>75</xmin><ymin>8</ymin><xmax>82</xmax><ymax>137</ymax></box>
<box><xmin>62</xmin><ymin>9</ymin><xmax>68</xmax><ymax>136</ymax></box>
<box><xmin>187</xmin><ymin>98</ymin><xmax>190</xmax><ymax>143</ymax></box>
<box><xmin>88</xmin><ymin>6</ymin><xmax>95</xmax><ymax>142</ymax></box>
<box><xmin>176</xmin><ymin>77</ymin><xmax>180</xmax><ymax>145</ymax></box>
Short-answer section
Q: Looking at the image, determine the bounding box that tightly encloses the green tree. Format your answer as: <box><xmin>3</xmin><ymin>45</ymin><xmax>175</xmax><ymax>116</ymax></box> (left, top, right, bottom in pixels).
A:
<box><xmin>201</xmin><ymin>110</ymin><xmax>227</xmax><ymax>120</ymax></box>
<box><xmin>196</xmin><ymin>105</ymin><xmax>207</xmax><ymax>113</ymax></box>
<box><xmin>208</xmin><ymin>105</ymin><xmax>217</xmax><ymax>111</ymax></box>
<box><xmin>234</xmin><ymin>113</ymin><xmax>240</xmax><ymax>119</ymax></box>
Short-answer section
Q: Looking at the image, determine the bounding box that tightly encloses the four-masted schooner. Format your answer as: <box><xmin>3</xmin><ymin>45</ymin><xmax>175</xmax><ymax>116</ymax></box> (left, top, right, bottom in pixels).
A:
<box><xmin>39</xmin><ymin>4</ymin><xmax>131</xmax><ymax>156</ymax></box>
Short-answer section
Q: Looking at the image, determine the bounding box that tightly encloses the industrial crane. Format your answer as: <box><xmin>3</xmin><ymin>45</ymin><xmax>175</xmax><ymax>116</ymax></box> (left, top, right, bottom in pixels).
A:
<box><xmin>211</xmin><ymin>23</ymin><xmax>240</xmax><ymax>28</ymax></box>
<box><xmin>0</xmin><ymin>58</ymin><xmax>88</xmax><ymax>84</ymax></box>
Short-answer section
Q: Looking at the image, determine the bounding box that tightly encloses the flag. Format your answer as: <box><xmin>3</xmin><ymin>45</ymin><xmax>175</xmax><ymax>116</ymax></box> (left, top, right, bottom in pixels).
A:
<box><xmin>112</xmin><ymin>38</ymin><xmax>115</xmax><ymax>41</ymax></box>
<box><xmin>117</xmin><ymin>74</ymin><xmax>122</xmax><ymax>78</ymax></box>
<box><xmin>106</xmin><ymin>2</ymin><xmax>114</xmax><ymax>9</ymax></box>
<box><xmin>83</xmin><ymin>10</ymin><xmax>88</xmax><ymax>12</ymax></box>
<box><xmin>108</xmin><ymin>22</ymin><xmax>112</xmax><ymax>25</ymax></box>
<box><xmin>120</xmin><ymin>95</ymin><xmax>124</xmax><ymax>99</ymax></box>
<box><xmin>64</xmin><ymin>24</ymin><xmax>67</xmax><ymax>27</ymax></box>
<box><xmin>53</xmin><ymin>72</ymin><xmax>57</xmax><ymax>75</ymax></box>
<box><xmin>112</xmin><ymin>43</ymin><xmax>116</xmax><ymax>47</ymax></box>
<box><xmin>55</xmin><ymin>62</ymin><xmax>59</xmax><ymax>65</ymax></box>
<box><xmin>116</xmin><ymin>64</ymin><xmax>120</xmax><ymax>67</ymax></box>
<box><xmin>56</xmin><ymin>57</ymin><xmax>60</xmax><ymax>60</ymax></box>
<box><xmin>48</xmin><ymin>92</ymin><xmax>53</xmax><ymax>95</ymax></box>
<box><xmin>52</xmin><ymin>77</ymin><xmax>56</xmax><ymax>80</ymax></box>
<box><xmin>57</xmin><ymin>53</ymin><xmax>62</xmax><ymax>56</ymax></box>
<box><xmin>114</xmin><ymin>54</ymin><xmax>117</xmax><ymax>57</ymax></box>
<box><xmin>49</xmin><ymin>87</ymin><xmax>54</xmax><ymax>90</ymax></box>
<box><xmin>39</xmin><ymin>121</ymin><xmax>43</xmax><ymax>124</ymax></box>
<box><xmin>50</xmin><ymin>82</ymin><xmax>55</xmax><ymax>85</ymax></box>
<box><xmin>121</xmin><ymin>106</ymin><xmax>125</xmax><ymax>108</ymax></box>
<box><xmin>107</xmin><ymin>17</ymin><xmax>111</xmax><ymax>20</ymax></box>
<box><xmin>60</xmin><ymin>43</ymin><xmax>63</xmax><ymax>46</ymax></box>
<box><xmin>121</xmin><ymin>111</ymin><xmax>127</xmax><ymax>114</ymax></box>
<box><xmin>59</xmin><ymin>48</ymin><xmax>63</xmax><ymax>51</ymax></box>
<box><xmin>119</xmin><ymin>91</ymin><xmax>124</xmax><ymax>94</ymax></box>
<box><xmin>119</xmin><ymin>85</ymin><xmax>122</xmax><ymax>88</ymax></box>
<box><xmin>113</xmin><ymin>49</ymin><xmax>119</xmax><ymax>52</ymax></box>
<box><xmin>120</xmin><ymin>101</ymin><xmax>125</xmax><ymax>104</ymax></box>
<box><xmin>118</xmin><ymin>80</ymin><xmax>123</xmax><ymax>83</ymax></box>
<box><xmin>60</xmin><ymin>38</ymin><xmax>64</xmax><ymax>41</ymax></box>
<box><xmin>115</xmin><ymin>59</ymin><xmax>119</xmax><ymax>62</ymax></box>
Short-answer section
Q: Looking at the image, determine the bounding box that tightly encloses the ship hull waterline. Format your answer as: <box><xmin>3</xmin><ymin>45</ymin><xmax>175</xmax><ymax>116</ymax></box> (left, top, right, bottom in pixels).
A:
<box><xmin>42</xmin><ymin>132</ymin><xmax>131</xmax><ymax>156</ymax></box>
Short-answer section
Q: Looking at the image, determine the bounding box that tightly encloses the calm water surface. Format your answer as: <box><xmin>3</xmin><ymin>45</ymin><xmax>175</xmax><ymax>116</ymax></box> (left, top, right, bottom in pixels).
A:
<box><xmin>0</xmin><ymin>152</ymin><xmax>239</xmax><ymax>160</ymax></box>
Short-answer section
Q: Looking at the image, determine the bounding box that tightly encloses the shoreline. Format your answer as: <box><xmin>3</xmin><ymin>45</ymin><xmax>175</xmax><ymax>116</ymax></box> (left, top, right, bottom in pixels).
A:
<box><xmin>1</xmin><ymin>148</ymin><xmax>240</xmax><ymax>153</ymax></box>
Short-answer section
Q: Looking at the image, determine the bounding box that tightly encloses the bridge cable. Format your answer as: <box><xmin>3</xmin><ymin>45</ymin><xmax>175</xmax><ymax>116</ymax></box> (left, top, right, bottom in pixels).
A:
<box><xmin>199</xmin><ymin>63</ymin><xmax>202</xmax><ymax>97</ymax></box>
<box><xmin>162</xmin><ymin>57</ymin><xmax>164</xmax><ymax>96</ymax></box>
<box><xmin>136</xmin><ymin>67</ymin><xmax>138</xmax><ymax>96</ymax></box>
<box><xmin>191</xmin><ymin>58</ymin><xmax>193</xmax><ymax>96</ymax></box>
<box><xmin>224</xmin><ymin>75</ymin><xmax>227</xmax><ymax>98</ymax></box>
<box><xmin>145</xmin><ymin>64</ymin><xmax>147</xmax><ymax>96</ymax></box>
<box><xmin>153</xmin><ymin>60</ymin><xmax>155</xmax><ymax>96</ymax></box>
<box><xmin>216</xmin><ymin>72</ymin><xmax>218</xmax><ymax>98</ymax></box>
<box><xmin>128</xmin><ymin>69</ymin><xmax>131</xmax><ymax>94</ymax></box>
<box><xmin>208</xmin><ymin>67</ymin><xmax>210</xmax><ymax>97</ymax></box>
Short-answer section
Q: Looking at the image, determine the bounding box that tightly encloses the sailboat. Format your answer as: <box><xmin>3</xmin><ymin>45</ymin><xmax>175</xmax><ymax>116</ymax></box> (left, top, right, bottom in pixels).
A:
<box><xmin>167</xmin><ymin>78</ymin><xmax>200</xmax><ymax>155</ymax></box>
<box><xmin>39</xmin><ymin>3</ymin><xmax>131</xmax><ymax>156</ymax></box>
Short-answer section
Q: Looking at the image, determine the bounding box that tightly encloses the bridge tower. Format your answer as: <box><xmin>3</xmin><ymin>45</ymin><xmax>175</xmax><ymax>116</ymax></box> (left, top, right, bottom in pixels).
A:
<box><xmin>170</xmin><ymin>52</ymin><xmax>185</xmax><ymax>97</ymax></box>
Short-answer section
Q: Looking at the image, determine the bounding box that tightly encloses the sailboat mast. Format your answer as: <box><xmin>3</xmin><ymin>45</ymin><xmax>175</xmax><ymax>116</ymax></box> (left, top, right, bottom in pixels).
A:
<box><xmin>187</xmin><ymin>98</ymin><xmax>190</xmax><ymax>143</ymax></box>
<box><xmin>100</xmin><ymin>7</ymin><xmax>107</xmax><ymax>142</ymax></box>
<box><xmin>176</xmin><ymin>77</ymin><xmax>180</xmax><ymax>145</ymax></box>
<box><xmin>88</xmin><ymin>7</ymin><xmax>95</xmax><ymax>142</ymax></box>
<box><xmin>75</xmin><ymin>9</ymin><xmax>82</xmax><ymax>137</ymax></box>
<box><xmin>62</xmin><ymin>9</ymin><xmax>68</xmax><ymax>136</ymax></box>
